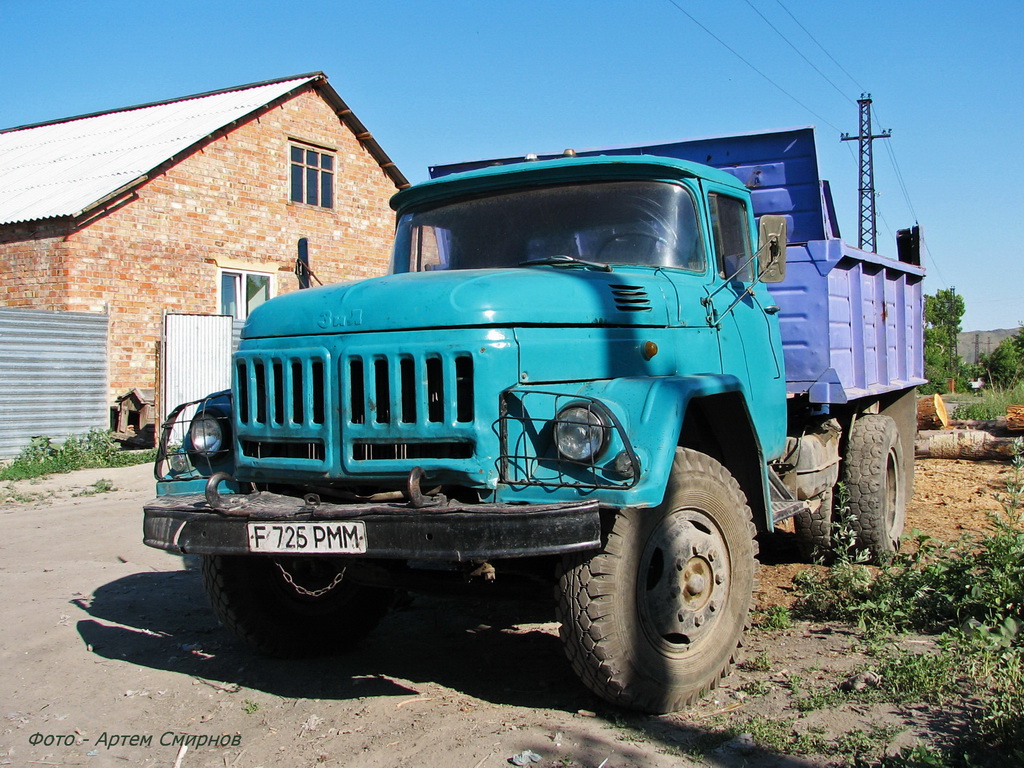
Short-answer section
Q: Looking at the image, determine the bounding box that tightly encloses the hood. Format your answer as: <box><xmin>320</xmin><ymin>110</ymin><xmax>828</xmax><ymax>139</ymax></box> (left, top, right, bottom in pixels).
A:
<box><xmin>242</xmin><ymin>267</ymin><xmax>671</xmax><ymax>339</ymax></box>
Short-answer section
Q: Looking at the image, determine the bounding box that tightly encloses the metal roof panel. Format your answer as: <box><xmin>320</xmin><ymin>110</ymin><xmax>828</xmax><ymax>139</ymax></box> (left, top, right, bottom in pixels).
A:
<box><xmin>0</xmin><ymin>76</ymin><xmax>317</xmax><ymax>225</ymax></box>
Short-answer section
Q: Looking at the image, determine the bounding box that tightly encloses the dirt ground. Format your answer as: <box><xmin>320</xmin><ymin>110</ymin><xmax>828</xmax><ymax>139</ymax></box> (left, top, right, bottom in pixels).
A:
<box><xmin>754</xmin><ymin>458</ymin><xmax>1013</xmax><ymax>612</ymax></box>
<box><xmin>0</xmin><ymin>458</ymin><xmax>1012</xmax><ymax>768</ymax></box>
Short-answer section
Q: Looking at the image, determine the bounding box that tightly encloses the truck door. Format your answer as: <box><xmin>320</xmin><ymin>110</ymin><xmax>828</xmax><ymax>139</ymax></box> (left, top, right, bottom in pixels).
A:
<box><xmin>702</xmin><ymin>185</ymin><xmax>786</xmax><ymax>458</ymax></box>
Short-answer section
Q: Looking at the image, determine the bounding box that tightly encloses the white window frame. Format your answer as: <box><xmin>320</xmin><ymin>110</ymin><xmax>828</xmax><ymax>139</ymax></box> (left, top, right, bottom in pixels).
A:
<box><xmin>218</xmin><ymin>268</ymin><xmax>275</xmax><ymax>320</ymax></box>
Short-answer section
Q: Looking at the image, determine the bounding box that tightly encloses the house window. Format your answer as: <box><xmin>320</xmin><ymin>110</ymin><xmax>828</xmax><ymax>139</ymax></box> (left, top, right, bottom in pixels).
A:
<box><xmin>220</xmin><ymin>270</ymin><xmax>272</xmax><ymax>320</ymax></box>
<box><xmin>290</xmin><ymin>145</ymin><xmax>334</xmax><ymax>208</ymax></box>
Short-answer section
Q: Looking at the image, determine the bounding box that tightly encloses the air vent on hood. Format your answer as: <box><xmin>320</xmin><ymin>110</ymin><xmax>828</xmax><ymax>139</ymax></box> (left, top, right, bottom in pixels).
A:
<box><xmin>609</xmin><ymin>284</ymin><xmax>652</xmax><ymax>312</ymax></box>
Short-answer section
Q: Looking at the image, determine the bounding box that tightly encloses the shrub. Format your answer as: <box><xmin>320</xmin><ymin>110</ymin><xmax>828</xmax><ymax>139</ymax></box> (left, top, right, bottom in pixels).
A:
<box><xmin>0</xmin><ymin>430</ymin><xmax>155</xmax><ymax>481</ymax></box>
<box><xmin>952</xmin><ymin>384</ymin><xmax>1024</xmax><ymax>421</ymax></box>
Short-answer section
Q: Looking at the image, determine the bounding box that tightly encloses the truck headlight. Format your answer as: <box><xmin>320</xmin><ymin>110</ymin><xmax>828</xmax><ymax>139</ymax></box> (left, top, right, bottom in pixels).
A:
<box><xmin>189</xmin><ymin>412</ymin><xmax>227</xmax><ymax>456</ymax></box>
<box><xmin>554</xmin><ymin>405</ymin><xmax>609</xmax><ymax>462</ymax></box>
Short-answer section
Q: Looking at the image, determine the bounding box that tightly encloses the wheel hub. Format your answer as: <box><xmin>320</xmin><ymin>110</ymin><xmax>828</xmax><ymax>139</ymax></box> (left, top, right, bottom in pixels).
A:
<box><xmin>638</xmin><ymin>509</ymin><xmax>730</xmax><ymax>654</ymax></box>
<box><xmin>681</xmin><ymin>559</ymin><xmax>712</xmax><ymax>607</ymax></box>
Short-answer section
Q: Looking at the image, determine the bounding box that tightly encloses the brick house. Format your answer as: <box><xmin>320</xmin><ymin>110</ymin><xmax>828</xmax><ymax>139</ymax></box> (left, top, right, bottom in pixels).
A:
<box><xmin>0</xmin><ymin>72</ymin><xmax>407</xmax><ymax>426</ymax></box>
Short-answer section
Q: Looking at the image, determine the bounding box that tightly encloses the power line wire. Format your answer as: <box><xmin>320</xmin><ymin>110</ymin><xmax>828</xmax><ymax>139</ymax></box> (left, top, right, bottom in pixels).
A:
<box><xmin>662</xmin><ymin>0</ymin><xmax>845</xmax><ymax>133</ymax></box>
<box><xmin>880</xmin><ymin>135</ymin><xmax>918</xmax><ymax>222</ymax></box>
<box><xmin>666</xmin><ymin>0</ymin><xmax>935</xmax><ymax>275</ymax></box>
<box><xmin>841</xmin><ymin>138</ymin><xmax>859</xmax><ymax>167</ymax></box>
<box><xmin>760</xmin><ymin>1</ymin><xmax>924</xmax><ymax>253</ymax></box>
<box><xmin>767</xmin><ymin>0</ymin><xmax>921</xmax><ymax>229</ymax></box>
<box><xmin>876</xmin><ymin>206</ymin><xmax>895</xmax><ymax>251</ymax></box>
<box><xmin>741</xmin><ymin>0</ymin><xmax>855</xmax><ymax>106</ymax></box>
<box><xmin>869</xmin><ymin>104</ymin><xmax>919</xmax><ymax>223</ymax></box>
<box><xmin>921</xmin><ymin>234</ymin><xmax>948</xmax><ymax>287</ymax></box>
<box><xmin>742</xmin><ymin>0</ymin><xmax>859</xmax><ymax>177</ymax></box>
<box><xmin>771</xmin><ymin>0</ymin><xmax>866</xmax><ymax>93</ymax></box>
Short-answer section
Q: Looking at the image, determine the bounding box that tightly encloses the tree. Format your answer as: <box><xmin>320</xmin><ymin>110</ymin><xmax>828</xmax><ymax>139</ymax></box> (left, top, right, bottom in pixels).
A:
<box><xmin>980</xmin><ymin>327</ymin><xmax>1024</xmax><ymax>389</ymax></box>
<box><xmin>923</xmin><ymin>288</ymin><xmax>967</xmax><ymax>394</ymax></box>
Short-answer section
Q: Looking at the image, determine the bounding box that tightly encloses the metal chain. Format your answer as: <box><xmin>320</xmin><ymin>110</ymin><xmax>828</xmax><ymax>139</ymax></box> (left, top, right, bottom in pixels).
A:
<box><xmin>274</xmin><ymin>560</ymin><xmax>346</xmax><ymax>598</ymax></box>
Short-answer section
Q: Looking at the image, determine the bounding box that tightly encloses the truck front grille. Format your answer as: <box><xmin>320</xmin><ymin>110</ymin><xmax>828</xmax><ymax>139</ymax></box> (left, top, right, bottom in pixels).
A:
<box><xmin>351</xmin><ymin>441</ymin><xmax>473</xmax><ymax>461</ymax></box>
<box><xmin>234</xmin><ymin>350</ymin><xmax>332</xmax><ymax>466</ymax></box>
<box><xmin>240</xmin><ymin>439</ymin><xmax>325</xmax><ymax>461</ymax></box>
<box><xmin>236</xmin><ymin>355</ymin><xmax>326</xmax><ymax>428</ymax></box>
<box><xmin>347</xmin><ymin>353</ymin><xmax>474</xmax><ymax>426</ymax></box>
<box><xmin>233</xmin><ymin>346</ymin><xmax>479</xmax><ymax>469</ymax></box>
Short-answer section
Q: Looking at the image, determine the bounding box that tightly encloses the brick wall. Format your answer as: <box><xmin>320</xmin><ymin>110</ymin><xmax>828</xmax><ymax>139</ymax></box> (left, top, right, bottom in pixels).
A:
<box><xmin>0</xmin><ymin>86</ymin><xmax>401</xmax><ymax>405</ymax></box>
<box><xmin>0</xmin><ymin>222</ymin><xmax>75</xmax><ymax>305</ymax></box>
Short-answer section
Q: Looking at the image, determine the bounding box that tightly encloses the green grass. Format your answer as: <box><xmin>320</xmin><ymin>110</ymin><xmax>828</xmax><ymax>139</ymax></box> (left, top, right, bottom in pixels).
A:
<box><xmin>753</xmin><ymin>605</ymin><xmax>793</xmax><ymax>630</ymax></box>
<box><xmin>0</xmin><ymin>482</ymin><xmax>53</xmax><ymax>505</ymax></box>
<box><xmin>72</xmin><ymin>478</ymin><xmax>116</xmax><ymax>496</ymax></box>
<box><xmin>739</xmin><ymin>651</ymin><xmax>772</xmax><ymax>673</ymax></box>
<box><xmin>717</xmin><ymin>717</ymin><xmax>901</xmax><ymax>763</ymax></box>
<box><xmin>0</xmin><ymin>430</ymin><xmax>156</xmax><ymax>481</ymax></box>
<box><xmin>951</xmin><ymin>384</ymin><xmax>1024</xmax><ymax>421</ymax></box>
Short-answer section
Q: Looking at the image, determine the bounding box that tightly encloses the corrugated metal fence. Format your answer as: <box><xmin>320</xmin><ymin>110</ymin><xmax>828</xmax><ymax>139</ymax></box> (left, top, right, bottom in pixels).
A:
<box><xmin>0</xmin><ymin>308</ymin><xmax>109</xmax><ymax>459</ymax></box>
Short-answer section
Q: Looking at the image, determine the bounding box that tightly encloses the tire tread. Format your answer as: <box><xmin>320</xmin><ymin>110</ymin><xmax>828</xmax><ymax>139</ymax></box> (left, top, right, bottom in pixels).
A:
<box><xmin>842</xmin><ymin>414</ymin><xmax>905</xmax><ymax>561</ymax></box>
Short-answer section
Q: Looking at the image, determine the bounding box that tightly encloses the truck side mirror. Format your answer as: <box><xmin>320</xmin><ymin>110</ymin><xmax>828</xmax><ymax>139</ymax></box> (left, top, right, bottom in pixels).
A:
<box><xmin>758</xmin><ymin>215</ymin><xmax>787</xmax><ymax>283</ymax></box>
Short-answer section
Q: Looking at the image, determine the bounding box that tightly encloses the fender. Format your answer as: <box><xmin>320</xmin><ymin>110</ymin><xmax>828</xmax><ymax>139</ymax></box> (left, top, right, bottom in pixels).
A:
<box><xmin>497</xmin><ymin>374</ymin><xmax>771</xmax><ymax>521</ymax></box>
<box><xmin>591</xmin><ymin>375</ymin><xmax>769</xmax><ymax>522</ymax></box>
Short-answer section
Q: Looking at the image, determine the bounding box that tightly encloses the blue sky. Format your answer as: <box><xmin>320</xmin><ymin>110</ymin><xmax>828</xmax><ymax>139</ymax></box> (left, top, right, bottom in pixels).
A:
<box><xmin>2</xmin><ymin>0</ymin><xmax>1021</xmax><ymax>331</ymax></box>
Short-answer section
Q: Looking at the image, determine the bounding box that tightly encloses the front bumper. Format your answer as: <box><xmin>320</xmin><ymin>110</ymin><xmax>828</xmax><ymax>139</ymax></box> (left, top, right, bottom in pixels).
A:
<box><xmin>143</xmin><ymin>492</ymin><xmax>602</xmax><ymax>561</ymax></box>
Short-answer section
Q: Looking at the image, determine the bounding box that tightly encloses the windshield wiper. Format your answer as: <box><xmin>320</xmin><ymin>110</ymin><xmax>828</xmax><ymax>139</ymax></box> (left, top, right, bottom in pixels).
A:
<box><xmin>518</xmin><ymin>255</ymin><xmax>613</xmax><ymax>272</ymax></box>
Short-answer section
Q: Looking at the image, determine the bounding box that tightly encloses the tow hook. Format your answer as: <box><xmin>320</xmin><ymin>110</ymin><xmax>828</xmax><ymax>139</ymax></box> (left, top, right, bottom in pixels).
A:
<box><xmin>204</xmin><ymin>472</ymin><xmax>248</xmax><ymax>515</ymax></box>
<box><xmin>406</xmin><ymin>466</ymin><xmax>445</xmax><ymax>508</ymax></box>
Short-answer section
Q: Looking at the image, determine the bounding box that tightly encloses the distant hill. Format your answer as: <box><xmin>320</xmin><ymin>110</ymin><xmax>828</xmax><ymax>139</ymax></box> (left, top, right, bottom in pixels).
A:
<box><xmin>958</xmin><ymin>328</ymin><xmax>1020</xmax><ymax>364</ymax></box>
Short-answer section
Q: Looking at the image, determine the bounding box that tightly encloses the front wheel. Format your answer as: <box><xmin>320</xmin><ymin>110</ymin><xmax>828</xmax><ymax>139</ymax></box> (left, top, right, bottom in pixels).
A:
<box><xmin>556</xmin><ymin>448</ymin><xmax>757</xmax><ymax>713</ymax></box>
<box><xmin>201</xmin><ymin>555</ymin><xmax>394</xmax><ymax>657</ymax></box>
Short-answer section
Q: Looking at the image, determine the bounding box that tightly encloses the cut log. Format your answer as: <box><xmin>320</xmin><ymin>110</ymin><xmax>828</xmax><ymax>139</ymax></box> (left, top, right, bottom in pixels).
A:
<box><xmin>915</xmin><ymin>429</ymin><xmax>1017</xmax><ymax>460</ymax></box>
<box><xmin>917</xmin><ymin>393</ymin><xmax>950</xmax><ymax>430</ymax></box>
<box><xmin>952</xmin><ymin>419</ymin><xmax>1002</xmax><ymax>431</ymax></box>
<box><xmin>1008</xmin><ymin>405</ymin><xmax>1024</xmax><ymax>432</ymax></box>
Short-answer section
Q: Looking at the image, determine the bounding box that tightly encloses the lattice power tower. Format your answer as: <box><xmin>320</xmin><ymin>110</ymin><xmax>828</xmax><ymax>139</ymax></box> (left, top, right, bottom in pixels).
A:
<box><xmin>841</xmin><ymin>94</ymin><xmax>890</xmax><ymax>253</ymax></box>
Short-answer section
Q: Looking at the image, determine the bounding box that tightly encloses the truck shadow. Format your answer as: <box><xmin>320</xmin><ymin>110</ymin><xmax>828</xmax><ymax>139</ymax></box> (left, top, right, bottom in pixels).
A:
<box><xmin>74</xmin><ymin>567</ymin><xmax>849</xmax><ymax>766</ymax></box>
<box><xmin>74</xmin><ymin>568</ymin><xmax>586</xmax><ymax>710</ymax></box>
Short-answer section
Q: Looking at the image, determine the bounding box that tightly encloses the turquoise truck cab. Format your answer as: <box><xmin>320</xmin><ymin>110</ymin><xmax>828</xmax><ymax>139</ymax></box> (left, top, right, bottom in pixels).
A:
<box><xmin>143</xmin><ymin>141</ymin><xmax>921</xmax><ymax>714</ymax></box>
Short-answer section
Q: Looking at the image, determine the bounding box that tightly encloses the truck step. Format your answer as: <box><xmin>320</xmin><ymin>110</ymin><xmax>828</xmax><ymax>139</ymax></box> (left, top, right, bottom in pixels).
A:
<box><xmin>771</xmin><ymin>500</ymin><xmax>809</xmax><ymax>523</ymax></box>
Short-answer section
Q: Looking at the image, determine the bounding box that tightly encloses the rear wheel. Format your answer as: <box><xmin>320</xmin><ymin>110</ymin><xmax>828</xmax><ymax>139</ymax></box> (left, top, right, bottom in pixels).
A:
<box><xmin>842</xmin><ymin>415</ymin><xmax>906</xmax><ymax>562</ymax></box>
<box><xmin>793</xmin><ymin>487</ymin><xmax>833</xmax><ymax>561</ymax></box>
<box><xmin>556</xmin><ymin>448</ymin><xmax>756</xmax><ymax>713</ymax></box>
<box><xmin>201</xmin><ymin>555</ymin><xmax>393</xmax><ymax>657</ymax></box>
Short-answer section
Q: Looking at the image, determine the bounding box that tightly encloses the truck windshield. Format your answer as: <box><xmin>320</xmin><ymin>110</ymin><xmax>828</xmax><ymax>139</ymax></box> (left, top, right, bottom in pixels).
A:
<box><xmin>391</xmin><ymin>181</ymin><xmax>705</xmax><ymax>274</ymax></box>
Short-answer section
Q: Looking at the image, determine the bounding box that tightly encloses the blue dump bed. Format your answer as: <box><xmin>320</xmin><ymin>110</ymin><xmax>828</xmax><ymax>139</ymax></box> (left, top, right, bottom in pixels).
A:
<box><xmin>430</xmin><ymin>127</ymin><xmax>926</xmax><ymax>405</ymax></box>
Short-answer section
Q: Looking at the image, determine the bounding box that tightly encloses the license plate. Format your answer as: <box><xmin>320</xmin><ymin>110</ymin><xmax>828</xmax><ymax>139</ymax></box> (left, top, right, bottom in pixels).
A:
<box><xmin>247</xmin><ymin>521</ymin><xmax>367</xmax><ymax>554</ymax></box>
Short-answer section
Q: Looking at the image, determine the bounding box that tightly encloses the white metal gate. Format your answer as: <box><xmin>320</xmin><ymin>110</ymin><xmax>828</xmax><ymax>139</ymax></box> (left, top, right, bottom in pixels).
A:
<box><xmin>160</xmin><ymin>313</ymin><xmax>235</xmax><ymax>424</ymax></box>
